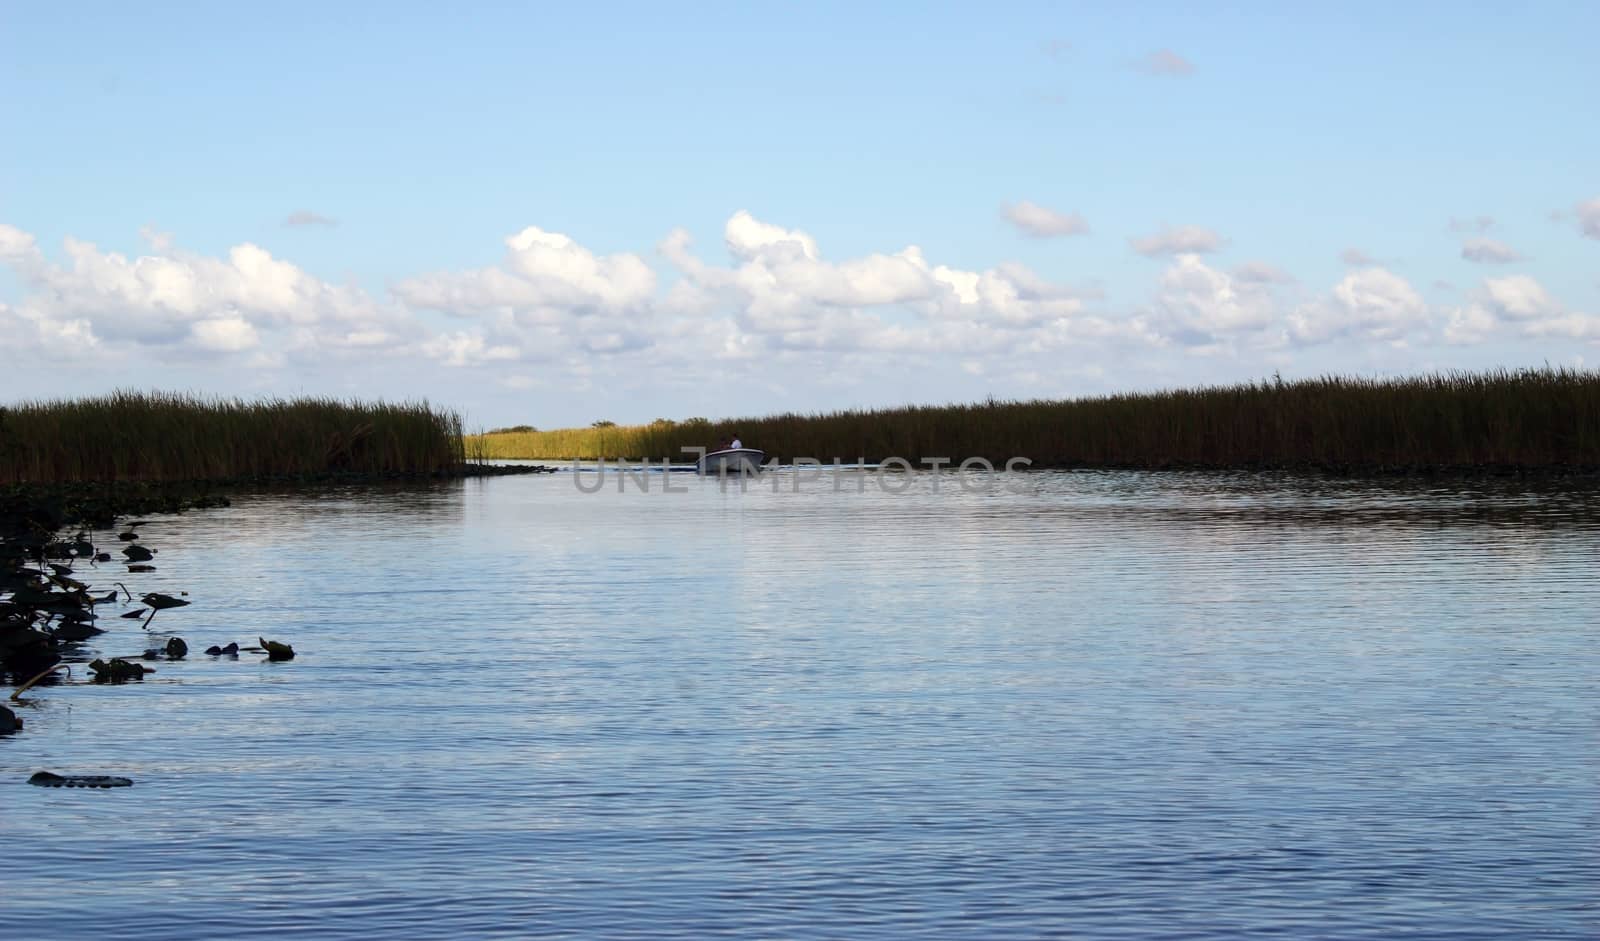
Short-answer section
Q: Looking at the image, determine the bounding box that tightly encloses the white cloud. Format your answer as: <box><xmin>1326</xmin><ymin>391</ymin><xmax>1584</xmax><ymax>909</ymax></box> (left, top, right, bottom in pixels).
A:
<box><xmin>1289</xmin><ymin>267</ymin><xmax>1427</xmax><ymax>344</ymax></box>
<box><xmin>1001</xmin><ymin>200</ymin><xmax>1090</xmax><ymax>238</ymax></box>
<box><xmin>1440</xmin><ymin>275</ymin><xmax>1592</xmax><ymax>345</ymax></box>
<box><xmin>724</xmin><ymin>210</ymin><xmax>819</xmax><ymax>262</ymax></box>
<box><xmin>662</xmin><ymin>212</ymin><xmax>1092</xmax><ymax>347</ymax></box>
<box><xmin>7</xmin><ymin>209</ymin><xmax>1589</xmax><ymax>412</ymax></box>
<box><xmin>1137</xmin><ymin>49</ymin><xmax>1195</xmax><ymax>76</ymax></box>
<box><xmin>398</xmin><ymin>226</ymin><xmax>655</xmax><ymax>317</ymax></box>
<box><xmin>0</xmin><ymin>223</ymin><xmax>408</xmax><ymax>360</ymax></box>
<box><xmin>1525</xmin><ymin>313</ymin><xmax>1600</xmax><ymax>340</ymax></box>
<box><xmin>1131</xmin><ymin>225</ymin><xmax>1225</xmax><ymax>257</ymax></box>
<box><xmin>1577</xmin><ymin>198</ymin><xmax>1600</xmax><ymax>240</ymax></box>
<box><xmin>1443</xmin><ymin>303</ymin><xmax>1495</xmax><ymax>345</ymax></box>
<box><xmin>421</xmin><ymin>330</ymin><xmax>522</xmax><ymax>367</ymax></box>
<box><xmin>0</xmin><ymin>224</ymin><xmax>43</xmax><ymax>264</ymax></box>
<box><xmin>1460</xmin><ymin>237</ymin><xmax>1523</xmax><ymax>264</ymax></box>
<box><xmin>1340</xmin><ymin>248</ymin><xmax>1379</xmax><ymax>266</ymax></box>
<box><xmin>1152</xmin><ymin>254</ymin><xmax>1279</xmax><ymax>343</ymax></box>
<box><xmin>190</xmin><ymin>316</ymin><xmax>261</xmax><ymax>352</ymax></box>
<box><xmin>1482</xmin><ymin>274</ymin><xmax>1556</xmax><ymax>320</ymax></box>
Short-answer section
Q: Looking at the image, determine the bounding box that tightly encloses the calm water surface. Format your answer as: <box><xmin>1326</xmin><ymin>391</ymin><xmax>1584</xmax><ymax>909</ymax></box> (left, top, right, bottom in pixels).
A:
<box><xmin>4</xmin><ymin>469</ymin><xmax>1597</xmax><ymax>939</ymax></box>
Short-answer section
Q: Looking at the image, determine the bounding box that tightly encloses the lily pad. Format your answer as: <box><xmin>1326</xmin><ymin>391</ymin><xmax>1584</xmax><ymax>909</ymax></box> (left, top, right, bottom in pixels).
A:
<box><xmin>165</xmin><ymin>637</ymin><xmax>188</xmax><ymax>659</ymax></box>
<box><xmin>142</xmin><ymin>593</ymin><xmax>189</xmax><ymax>610</ymax></box>
<box><xmin>126</xmin><ymin>564</ymin><xmax>156</xmax><ymax>573</ymax></box>
<box><xmin>122</xmin><ymin>545</ymin><xmax>154</xmax><ymax>562</ymax></box>
<box><xmin>53</xmin><ymin>622</ymin><xmax>104</xmax><ymax>642</ymax></box>
<box><xmin>120</xmin><ymin>608</ymin><xmax>148</xmax><ymax>619</ymax></box>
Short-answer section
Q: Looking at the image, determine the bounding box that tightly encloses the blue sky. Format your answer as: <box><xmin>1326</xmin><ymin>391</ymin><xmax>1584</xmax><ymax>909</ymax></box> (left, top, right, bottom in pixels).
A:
<box><xmin>2</xmin><ymin>1</ymin><xmax>1596</xmax><ymax>426</ymax></box>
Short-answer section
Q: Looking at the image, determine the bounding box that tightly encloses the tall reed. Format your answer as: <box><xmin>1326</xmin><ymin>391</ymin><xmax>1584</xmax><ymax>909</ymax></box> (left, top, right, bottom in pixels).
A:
<box><xmin>469</xmin><ymin>367</ymin><xmax>1600</xmax><ymax>470</ymax></box>
<box><xmin>0</xmin><ymin>391</ymin><xmax>466</xmax><ymax>483</ymax></box>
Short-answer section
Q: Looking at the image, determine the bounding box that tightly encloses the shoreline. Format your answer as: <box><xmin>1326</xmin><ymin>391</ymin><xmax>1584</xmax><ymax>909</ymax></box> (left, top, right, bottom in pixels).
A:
<box><xmin>527</xmin><ymin>457</ymin><xmax>1600</xmax><ymax>480</ymax></box>
<box><xmin>469</xmin><ymin>367</ymin><xmax>1600</xmax><ymax>473</ymax></box>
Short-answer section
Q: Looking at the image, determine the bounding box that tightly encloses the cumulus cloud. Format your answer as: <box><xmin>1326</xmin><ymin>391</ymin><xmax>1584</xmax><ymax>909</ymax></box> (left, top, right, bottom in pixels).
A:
<box><xmin>8</xmin><ymin>209</ymin><xmax>1585</xmax><ymax>399</ymax></box>
<box><xmin>1481</xmin><ymin>274</ymin><xmax>1556</xmax><ymax>320</ymax></box>
<box><xmin>1136</xmin><ymin>49</ymin><xmax>1195</xmax><ymax>76</ymax></box>
<box><xmin>421</xmin><ymin>330</ymin><xmax>521</xmax><ymax>367</ymax></box>
<box><xmin>284</xmin><ymin>210</ymin><xmax>338</xmax><ymax>227</ymax></box>
<box><xmin>1577</xmin><ymin>198</ymin><xmax>1600</xmax><ymax>239</ymax></box>
<box><xmin>1001</xmin><ymin>201</ymin><xmax>1090</xmax><ymax>238</ymax></box>
<box><xmin>1288</xmin><ymin>267</ymin><xmax>1427</xmax><ymax>344</ymax></box>
<box><xmin>1441</xmin><ymin>275</ymin><xmax>1594</xmax><ymax>344</ymax></box>
<box><xmin>724</xmin><ymin>211</ymin><xmax>820</xmax><ymax>262</ymax></box>
<box><xmin>1443</xmin><ymin>302</ymin><xmax>1496</xmax><ymax>345</ymax></box>
<box><xmin>190</xmin><ymin>316</ymin><xmax>261</xmax><ymax>352</ymax></box>
<box><xmin>1525</xmin><ymin>313</ymin><xmax>1600</xmax><ymax>340</ymax></box>
<box><xmin>0</xmin><ymin>222</ymin><xmax>408</xmax><ymax>360</ymax></box>
<box><xmin>396</xmin><ymin>226</ymin><xmax>656</xmax><ymax>330</ymax></box>
<box><xmin>660</xmin><ymin>211</ymin><xmax>1103</xmax><ymax>354</ymax></box>
<box><xmin>1131</xmin><ymin>225</ymin><xmax>1225</xmax><ymax>257</ymax></box>
<box><xmin>1460</xmin><ymin>238</ymin><xmax>1523</xmax><ymax>264</ymax></box>
<box><xmin>1151</xmin><ymin>254</ymin><xmax>1280</xmax><ymax>344</ymax></box>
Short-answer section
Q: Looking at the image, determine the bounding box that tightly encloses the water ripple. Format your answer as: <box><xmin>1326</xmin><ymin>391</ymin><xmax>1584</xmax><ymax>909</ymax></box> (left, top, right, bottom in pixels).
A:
<box><xmin>3</xmin><ymin>471</ymin><xmax>1596</xmax><ymax>939</ymax></box>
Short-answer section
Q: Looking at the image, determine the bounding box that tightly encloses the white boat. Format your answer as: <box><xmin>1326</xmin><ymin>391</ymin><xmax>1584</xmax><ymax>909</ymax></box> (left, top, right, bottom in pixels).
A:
<box><xmin>697</xmin><ymin>447</ymin><xmax>765</xmax><ymax>475</ymax></box>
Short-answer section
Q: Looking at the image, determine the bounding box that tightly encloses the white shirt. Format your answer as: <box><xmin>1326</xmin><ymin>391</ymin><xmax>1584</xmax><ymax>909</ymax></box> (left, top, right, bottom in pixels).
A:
<box><xmin>730</xmin><ymin>438</ymin><xmax>742</xmax><ymax>449</ymax></box>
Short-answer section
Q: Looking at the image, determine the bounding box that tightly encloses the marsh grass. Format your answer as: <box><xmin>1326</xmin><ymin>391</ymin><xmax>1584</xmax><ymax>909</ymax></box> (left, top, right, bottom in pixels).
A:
<box><xmin>470</xmin><ymin>367</ymin><xmax>1600</xmax><ymax>471</ymax></box>
<box><xmin>0</xmin><ymin>391</ymin><xmax>466</xmax><ymax>484</ymax></box>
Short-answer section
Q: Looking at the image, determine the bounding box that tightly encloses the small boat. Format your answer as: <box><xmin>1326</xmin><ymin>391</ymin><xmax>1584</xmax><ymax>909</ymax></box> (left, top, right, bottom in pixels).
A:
<box><xmin>698</xmin><ymin>447</ymin><xmax>765</xmax><ymax>475</ymax></box>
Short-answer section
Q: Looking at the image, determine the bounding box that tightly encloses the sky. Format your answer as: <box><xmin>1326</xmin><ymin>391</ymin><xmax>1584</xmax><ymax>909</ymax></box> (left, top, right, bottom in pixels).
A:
<box><xmin>2</xmin><ymin>1</ymin><xmax>1596</xmax><ymax>428</ymax></box>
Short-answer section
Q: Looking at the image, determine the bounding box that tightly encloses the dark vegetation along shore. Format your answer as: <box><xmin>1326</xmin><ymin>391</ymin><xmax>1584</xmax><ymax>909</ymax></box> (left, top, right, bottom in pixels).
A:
<box><xmin>471</xmin><ymin>368</ymin><xmax>1600</xmax><ymax>475</ymax></box>
<box><xmin>0</xmin><ymin>391</ymin><xmax>477</xmax><ymax>483</ymax></box>
<box><xmin>0</xmin><ymin>392</ymin><xmax>548</xmax><ymax>752</ymax></box>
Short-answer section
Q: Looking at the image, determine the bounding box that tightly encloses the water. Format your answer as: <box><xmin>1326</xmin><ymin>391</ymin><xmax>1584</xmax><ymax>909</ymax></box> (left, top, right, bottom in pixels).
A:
<box><xmin>4</xmin><ymin>469</ymin><xmax>1597</xmax><ymax>939</ymax></box>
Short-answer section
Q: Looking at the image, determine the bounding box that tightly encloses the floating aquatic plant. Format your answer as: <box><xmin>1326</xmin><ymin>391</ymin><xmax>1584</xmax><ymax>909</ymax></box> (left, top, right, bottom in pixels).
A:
<box><xmin>259</xmin><ymin>637</ymin><xmax>295</xmax><ymax>661</ymax></box>
<box><xmin>88</xmin><ymin>658</ymin><xmax>148</xmax><ymax>683</ymax></box>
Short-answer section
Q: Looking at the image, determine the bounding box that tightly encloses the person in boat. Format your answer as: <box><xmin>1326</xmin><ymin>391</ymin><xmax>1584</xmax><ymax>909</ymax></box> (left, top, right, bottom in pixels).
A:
<box><xmin>713</xmin><ymin>437</ymin><xmax>730</xmax><ymax>453</ymax></box>
<box><xmin>730</xmin><ymin>433</ymin><xmax>743</xmax><ymax>449</ymax></box>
